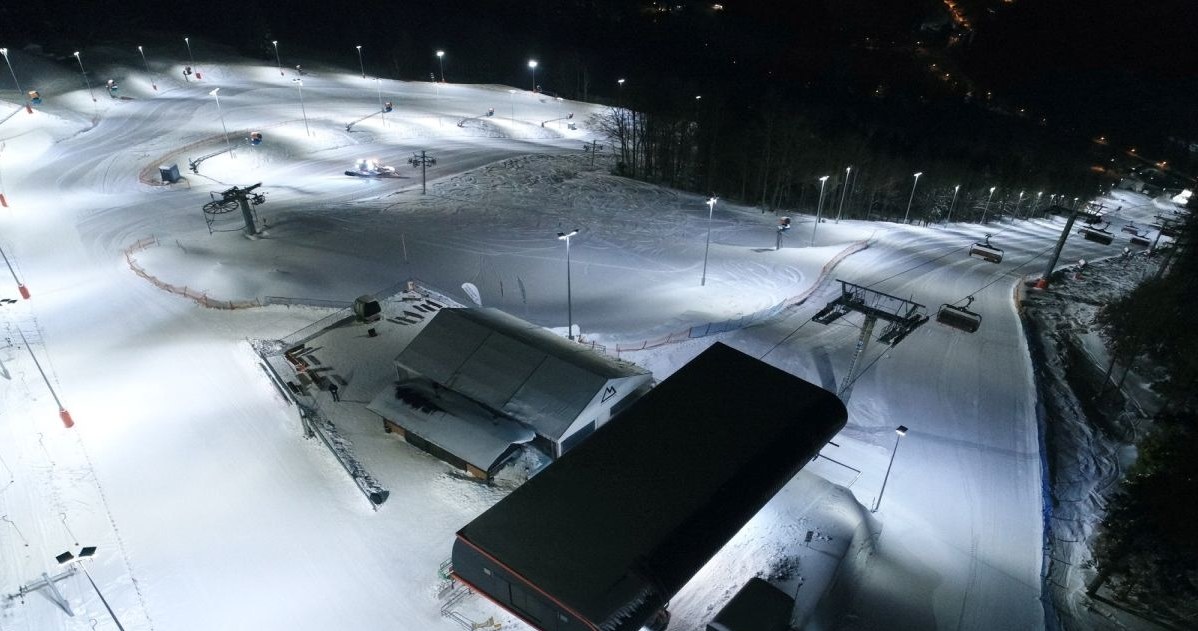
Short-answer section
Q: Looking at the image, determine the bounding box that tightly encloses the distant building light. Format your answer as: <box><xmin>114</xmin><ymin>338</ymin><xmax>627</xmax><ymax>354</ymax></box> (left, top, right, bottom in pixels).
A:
<box><xmin>712</xmin><ymin>3</ymin><xmax>724</xmax><ymax>10</ymax></box>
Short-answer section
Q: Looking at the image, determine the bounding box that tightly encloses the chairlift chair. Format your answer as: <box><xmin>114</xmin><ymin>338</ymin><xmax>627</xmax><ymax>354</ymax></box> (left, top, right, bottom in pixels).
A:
<box><xmin>968</xmin><ymin>234</ymin><xmax>1003</xmax><ymax>263</ymax></box>
<box><xmin>936</xmin><ymin>297</ymin><xmax>981</xmax><ymax>333</ymax></box>
<box><xmin>1079</xmin><ymin>225</ymin><xmax>1114</xmax><ymax>245</ymax></box>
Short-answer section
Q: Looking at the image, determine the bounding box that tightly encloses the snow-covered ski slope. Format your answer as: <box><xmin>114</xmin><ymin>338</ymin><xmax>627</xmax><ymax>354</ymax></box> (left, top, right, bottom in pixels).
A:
<box><xmin>1</xmin><ymin>45</ymin><xmax>1179</xmax><ymax>630</ymax></box>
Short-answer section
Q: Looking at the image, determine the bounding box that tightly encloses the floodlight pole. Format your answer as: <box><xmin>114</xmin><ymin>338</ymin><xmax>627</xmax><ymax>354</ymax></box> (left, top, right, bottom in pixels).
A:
<box><xmin>137</xmin><ymin>45</ymin><xmax>157</xmax><ymax>90</ymax></box>
<box><xmin>946</xmin><ymin>184</ymin><xmax>960</xmax><ymax>223</ymax></box>
<box><xmin>16</xmin><ymin>327</ymin><xmax>73</xmax><ymax>428</ymax></box>
<box><xmin>1</xmin><ymin>243</ymin><xmax>31</xmax><ymax>298</ymax></box>
<box><xmin>356</xmin><ymin>45</ymin><xmax>365</xmax><ymax>79</ymax></box>
<box><xmin>981</xmin><ymin>186</ymin><xmax>996</xmax><ymax>223</ymax></box>
<box><xmin>558</xmin><ymin>229</ymin><xmax>580</xmax><ymax>339</ymax></box>
<box><xmin>835</xmin><ymin>166</ymin><xmax>852</xmax><ymax>223</ymax></box>
<box><xmin>183</xmin><ymin>37</ymin><xmax>198</xmax><ymax>79</ymax></box>
<box><xmin>272</xmin><ymin>40</ymin><xmax>283</xmax><ymax>76</ymax></box>
<box><xmin>72</xmin><ymin>52</ymin><xmax>96</xmax><ymax>102</ymax></box>
<box><xmin>0</xmin><ymin>48</ymin><xmax>32</xmax><ymax>113</ymax></box>
<box><xmin>872</xmin><ymin>425</ymin><xmax>908</xmax><ymax>512</ymax></box>
<box><xmin>209</xmin><ymin>88</ymin><xmax>234</xmax><ymax>158</ymax></box>
<box><xmin>436</xmin><ymin>50</ymin><xmax>445</xmax><ymax>82</ymax></box>
<box><xmin>375</xmin><ymin>78</ymin><xmax>387</xmax><ymax>128</ymax></box>
<box><xmin>701</xmin><ymin>196</ymin><xmax>717</xmax><ymax>286</ymax></box>
<box><xmin>293</xmin><ymin>78</ymin><xmax>310</xmax><ymax>136</ymax></box>
<box><xmin>528</xmin><ymin>59</ymin><xmax>538</xmax><ymax>92</ymax></box>
<box><xmin>812</xmin><ymin>176</ymin><xmax>829</xmax><ymax>246</ymax></box>
<box><xmin>903</xmin><ymin>172</ymin><xmax>922</xmax><ymax>224</ymax></box>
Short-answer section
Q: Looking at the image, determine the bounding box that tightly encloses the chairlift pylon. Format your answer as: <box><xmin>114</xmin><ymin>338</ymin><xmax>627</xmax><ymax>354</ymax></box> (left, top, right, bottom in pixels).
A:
<box><xmin>968</xmin><ymin>233</ymin><xmax>1004</xmax><ymax>263</ymax></box>
<box><xmin>936</xmin><ymin>296</ymin><xmax>981</xmax><ymax>333</ymax></box>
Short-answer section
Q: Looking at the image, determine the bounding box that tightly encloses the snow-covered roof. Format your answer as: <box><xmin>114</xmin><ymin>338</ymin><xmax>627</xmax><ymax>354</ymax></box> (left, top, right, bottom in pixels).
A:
<box><xmin>395</xmin><ymin>308</ymin><xmax>647</xmax><ymax>441</ymax></box>
<box><xmin>367</xmin><ymin>379</ymin><xmax>535</xmax><ymax>474</ymax></box>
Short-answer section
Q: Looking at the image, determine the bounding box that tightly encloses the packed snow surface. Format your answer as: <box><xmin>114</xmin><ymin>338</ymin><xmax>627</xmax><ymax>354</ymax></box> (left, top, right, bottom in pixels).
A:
<box><xmin>0</xmin><ymin>45</ymin><xmax>1178</xmax><ymax>630</ymax></box>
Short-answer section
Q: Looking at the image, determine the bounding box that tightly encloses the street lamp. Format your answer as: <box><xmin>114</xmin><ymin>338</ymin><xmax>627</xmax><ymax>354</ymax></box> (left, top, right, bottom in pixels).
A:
<box><xmin>528</xmin><ymin>59</ymin><xmax>538</xmax><ymax>92</ymax></box>
<box><xmin>272</xmin><ymin>40</ymin><xmax>283</xmax><ymax>76</ymax></box>
<box><xmin>557</xmin><ymin>229</ymin><xmax>580</xmax><ymax>340</ymax></box>
<box><xmin>436</xmin><ymin>50</ymin><xmax>445</xmax><ymax>83</ymax></box>
<box><xmin>209</xmin><ymin>88</ymin><xmax>233</xmax><ymax>158</ymax></box>
<box><xmin>903</xmin><ymin>171</ymin><xmax>922</xmax><ymax>224</ymax></box>
<box><xmin>1034</xmin><ymin>191</ymin><xmax>1043</xmax><ymax>217</ymax></box>
<box><xmin>1014</xmin><ymin>190</ymin><xmax>1025</xmax><ymax>218</ymax></box>
<box><xmin>946</xmin><ymin>184</ymin><xmax>960</xmax><ymax>223</ymax></box>
<box><xmin>616</xmin><ymin>77</ymin><xmax>625</xmax><ymax>109</ymax></box>
<box><xmin>0</xmin><ymin>48</ymin><xmax>32</xmax><ymax>113</ymax></box>
<box><xmin>356</xmin><ymin>45</ymin><xmax>365</xmax><ymax>79</ymax></box>
<box><xmin>701</xmin><ymin>196</ymin><xmax>717</xmax><ymax>286</ymax></box>
<box><xmin>375</xmin><ymin>77</ymin><xmax>387</xmax><ymax>128</ymax></box>
<box><xmin>812</xmin><ymin>175</ymin><xmax>829</xmax><ymax>246</ymax></box>
<box><xmin>981</xmin><ymin>186</ymin><xmax>996</xmax><ymax>223</ymax></box>
<box><xmin>72</xmin><ymin>51</ymin><xmax>96</xmax><ymax>102</ymax></box>
<box><xmin>183</xmin><ymin>37</ymin><xmax>199</xmax><ymax>79</ymax></box>
<box><xmin>56</xmin><ymin>547</ymin><xmax>125</xmax><ymax>630</ymax></box>
<box><xmin>872</xmin><ymin>425</ymin><xmax>908</xmax><ymax>512</ymax></box>
<box><xmin>137</xmin><ymin>45</ymin><xmax>157</xmax><ymax>90</ymax></box>
<box><xmin>835</xmin><ymin>166</ymin><xmax>852</xmax><ymax>223</ymax></box>
<box><xmin>292</xmin><ymin>78</ymin><xmax>310</xmax><ymax>136</ymax></box>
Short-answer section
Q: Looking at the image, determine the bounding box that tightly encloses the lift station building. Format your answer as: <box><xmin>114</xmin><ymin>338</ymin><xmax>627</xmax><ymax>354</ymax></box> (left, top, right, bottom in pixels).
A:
<box><xmin>450</xmin><ymin>342</ymin><xmax>848</xmax><ymax>631</ymax></box>
<box><xmin>368</xmin><ymin>308</ymin><xmax>652</xmax><ymax>479</ymax></box>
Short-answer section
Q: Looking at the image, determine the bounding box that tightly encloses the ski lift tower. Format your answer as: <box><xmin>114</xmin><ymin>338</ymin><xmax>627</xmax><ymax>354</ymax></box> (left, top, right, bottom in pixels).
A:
<box><xmin>201</xmin><ymin>183</ymin><xmax>267</xmax><ymax>236</ymax></box>
<box><xmin>810</xmin><ymin>280</ymin><xmax>929</xmax><ymax>401</ymax></box>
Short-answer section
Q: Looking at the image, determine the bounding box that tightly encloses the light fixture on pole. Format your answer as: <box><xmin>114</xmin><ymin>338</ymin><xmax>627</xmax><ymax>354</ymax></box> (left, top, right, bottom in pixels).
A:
<box><xmin>701</xmin><ymin>196</ymin><xmax>718</xmax><ymax>286</ymax></box>
<box><xmin>1033</xmin><ymin>191</ymin><xmax>1043</xmax><ymax>217</ymax></box>
<box><xmin>16</xmin><ymin>328</ymin><xmax>72</xmax><ymax>427</ymax></box>
<box><xmin>903</xmin><ymin>171</ymin><xmax>922</xmax><ymax>224</ymax></box>
<box><xmin>436</xmin><ymin>50</ymin><xmax>445</xmax><ymax>83</ymax></box>
<box><xmin>375</xmin><ymin>77</ymin><xmax>387</xmax><ymax>128</ymax></box>
<box><xmin>981</xmin><ymin>186</ymin><xmax>996</xmax><ymax>223</ymax></box>
<box><xmin>1</xmin><ymin>243</ymin><xmax>31</xmax><ymax>299</ymax></box>
<box><xmin>292</xmin><ymin>78</ymin><xmax>310</xmax><ymax>136</ymax></box>
<box><xmin>872</xmin><ymin>425</ymin><xmax>908</xmax><ymax>512</ymax></box>
<box><xmin>557</xmin><ymin>229</ymin><xmax>580</xmax><ymax>340</ymax></box>
<box><xmin>72</xmin><ymin>51</ymin><xmax>96</xmax><ymax>102</ymax></box>
<box><xmin>0</xmin><ymin>48</ymin><xmax>32</xmax><ymax>113</ymax></box>
<box><xmin>835</xmin><ymin>166</ymin><xmax>852</xmax><ymax>223</ymax></box>
<box><xmin>616</xmin><ymin>77</ymin><xmax>625</xmax><ymax>109</ymax></box>
<box><xmin>356</xmin><ymin>45</ymin><xmax>365</xmax><ymax>79</ymax></box>
<box><xmin>946</xmin><ymin>184</ymin><xmax>960</xmax><ymax>223</ymax></box>
<box><xmin>209</xmin><ymin>88</ymin><xmax>233</xmax><ymax>158</ymax></box>
<box><xmin>56</xmin><ymin>547</ymin><xmax>125</xmax><ymax>630</ymax></box>
<box><xmin>137</xmin><ymin>45</ymin><xmax>157</xmax><ymax>90</ymax></box>
<box><xmin>183</xmin><ymin>37</ymin><xmax>200</xmax><ymax>79</ymax></box>
<box><xmin>812</xmin><ymin>175</ymin><xmax>829</xmax><ymax>246</ymax></box>
<box><xmin>1073</xmin><ymin>196</ymin><xmax>1079</xmax><ymax>210</ymax></box>
<box><xmin>272</xmin><ymin>40</ymin><xmax>283</xmax><ymax>76</ymax></box>
<box><xmin>1014</xmin><ymin>189</ymin><xmax>1025</xmax><ymax>218</ymax></box>
<box><xmin>528</xmin><ymin>59</ymin><xmax>538</xmax><ymax>92</ymax></box>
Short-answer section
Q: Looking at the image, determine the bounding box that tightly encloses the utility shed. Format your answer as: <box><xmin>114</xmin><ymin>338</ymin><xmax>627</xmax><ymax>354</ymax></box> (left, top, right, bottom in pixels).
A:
<box><xmin>451</xmin><ymin>342</ymin><xmax>847</xmax><ymax>631</ymax></box>
<box><xmin>388</xmin><ymin>308</ymin><xmax>651</xmax><ymax>458</ymax></box>
<box><xmin>706</xmin><ymin>578</ymin><xmax>794</xmax><ymax>631</ymax></box>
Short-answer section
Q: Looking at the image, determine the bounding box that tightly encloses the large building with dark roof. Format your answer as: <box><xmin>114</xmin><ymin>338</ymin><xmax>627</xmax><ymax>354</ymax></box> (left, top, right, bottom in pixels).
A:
<box><xmin>450</xmin><ymin>342</ymin><xmax>847</xmax><ymax>631</ymax></box>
